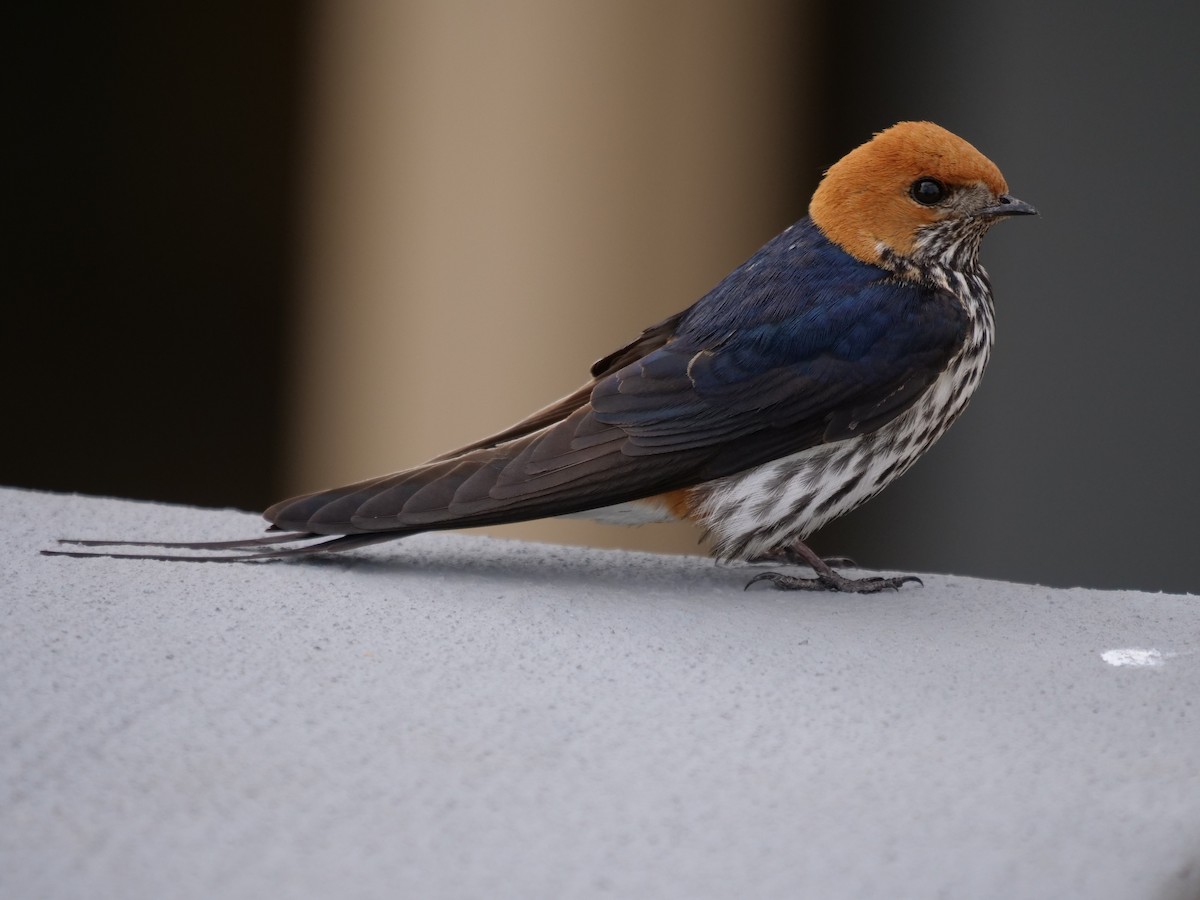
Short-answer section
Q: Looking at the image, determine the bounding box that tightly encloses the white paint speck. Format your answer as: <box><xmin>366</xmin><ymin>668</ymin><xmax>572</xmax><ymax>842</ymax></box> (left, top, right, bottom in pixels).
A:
<box><xmin>1101</xmin><ymin>648</ymin><xmax>1167</xmax><ymax>668</ymax></box>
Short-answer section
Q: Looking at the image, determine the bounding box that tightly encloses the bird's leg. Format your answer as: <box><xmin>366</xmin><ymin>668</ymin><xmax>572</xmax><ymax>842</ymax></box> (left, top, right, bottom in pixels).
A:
<box><xmin>748</xmin><ymin>544</ymin><xmax>857</xmax><ymax>570</ymax></box>
<box><xmin>745</xmin><ymin>539</ymin><xmax>921</xmax><ymax>594</ymax></box>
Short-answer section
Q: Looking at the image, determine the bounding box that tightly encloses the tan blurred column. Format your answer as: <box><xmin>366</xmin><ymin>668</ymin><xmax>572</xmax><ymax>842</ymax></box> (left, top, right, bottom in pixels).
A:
<box><xmin>290</xmin><ymin>0</ymin><xmax>816</xmax><ymax>555</ymax></box>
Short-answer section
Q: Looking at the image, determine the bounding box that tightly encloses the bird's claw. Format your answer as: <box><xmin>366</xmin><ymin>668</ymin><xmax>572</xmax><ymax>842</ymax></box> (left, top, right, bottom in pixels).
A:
<box><xmin>744</xmin><ymin>570</ymin><xmax>922</xmax><ymax>594</ymax></box>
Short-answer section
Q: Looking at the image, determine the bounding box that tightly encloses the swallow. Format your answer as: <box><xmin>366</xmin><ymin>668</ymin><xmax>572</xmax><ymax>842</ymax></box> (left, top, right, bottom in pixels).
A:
<box><xmin>47</xmin><ymin>121</ymin><xmax>1036</xmax><ymax>592</ymax></box>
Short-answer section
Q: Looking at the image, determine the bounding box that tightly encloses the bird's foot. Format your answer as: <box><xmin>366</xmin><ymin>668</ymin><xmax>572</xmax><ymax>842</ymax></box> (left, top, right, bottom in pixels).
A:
<box><xmin>742</xmin><ymin>538</ymin><xmax>920</xmax><ymax>592</ymax></box>
<box><xmin>745</xmin><ymin>571</ymin><xmax>922</xmax><ymax>593</ymax></box>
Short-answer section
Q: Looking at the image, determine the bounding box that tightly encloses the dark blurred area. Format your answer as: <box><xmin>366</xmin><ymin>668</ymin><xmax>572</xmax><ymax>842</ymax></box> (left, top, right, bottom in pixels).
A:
<box><xmin>810</xmin><ymin>0</ymin><xmax>1200</xmax><ymax>595</ymax></box>
<box><xmin>6</xmin><ymin>2</ymin><xmax>1199</xmax><ymax>593</ymax></box>
<box><xmin>7</xmin><ymin>2</ymin><xmax>309</xmax><ymax>510</ymax></box>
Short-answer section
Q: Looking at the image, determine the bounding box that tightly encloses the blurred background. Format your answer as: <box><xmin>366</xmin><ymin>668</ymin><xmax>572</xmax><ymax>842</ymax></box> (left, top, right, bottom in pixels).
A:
<box><xmin>8</xmin><ymin>1</ymin><xmax>1199</xmax><ymax>593</ymax></box>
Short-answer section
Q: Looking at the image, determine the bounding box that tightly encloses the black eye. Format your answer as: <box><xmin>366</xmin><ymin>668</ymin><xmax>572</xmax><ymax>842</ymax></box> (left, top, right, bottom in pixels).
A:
<box><xmin>910</xmin><ymin>177</ymin><xmax>946</xmax><ymax>206</ymax></box>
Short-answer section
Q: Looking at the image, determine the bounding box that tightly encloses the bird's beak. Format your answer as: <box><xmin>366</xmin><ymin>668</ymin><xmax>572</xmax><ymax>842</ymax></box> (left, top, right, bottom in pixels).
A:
<box><xmin>976</xmin><ymin>194</ymin><xmax>1038</xmax><ymax>218</ymax></box>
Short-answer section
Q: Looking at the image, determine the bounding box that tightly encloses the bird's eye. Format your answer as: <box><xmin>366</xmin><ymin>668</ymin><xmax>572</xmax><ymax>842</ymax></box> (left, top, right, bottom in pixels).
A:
<box><xmin>910</xmin><ymin>177</ymin><xmax>946</xmax><ymax>206</ymax></box>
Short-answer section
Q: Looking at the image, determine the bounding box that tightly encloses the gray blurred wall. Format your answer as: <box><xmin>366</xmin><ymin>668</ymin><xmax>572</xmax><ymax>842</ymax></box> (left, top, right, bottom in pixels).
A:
<box><xmin>813</xmin><ymin>0</ymin><xmax>1200</xmax><ymax>594</ymax></box>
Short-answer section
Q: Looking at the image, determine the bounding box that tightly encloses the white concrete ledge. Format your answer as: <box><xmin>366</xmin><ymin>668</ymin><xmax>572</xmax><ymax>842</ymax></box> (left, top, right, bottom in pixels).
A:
<box><xmin>6</xmin><ymin>486</ymin><xmax>1200</xmax><ymax>899</ymax></box>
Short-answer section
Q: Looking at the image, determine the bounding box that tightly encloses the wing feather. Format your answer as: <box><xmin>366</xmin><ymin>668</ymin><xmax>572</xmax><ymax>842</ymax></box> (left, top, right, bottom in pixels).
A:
<box><xmin>266</xmin><ymin>220</ymin><xmax>969</xmax><ymax>537</ymax></box>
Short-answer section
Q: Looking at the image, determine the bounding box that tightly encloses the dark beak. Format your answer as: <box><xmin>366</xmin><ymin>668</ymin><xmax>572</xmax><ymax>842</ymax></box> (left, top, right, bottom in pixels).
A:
<box><xmin>977</xmin><ymin>193</ymin><xmax>1038</xmax><ymax>218</ymax></box>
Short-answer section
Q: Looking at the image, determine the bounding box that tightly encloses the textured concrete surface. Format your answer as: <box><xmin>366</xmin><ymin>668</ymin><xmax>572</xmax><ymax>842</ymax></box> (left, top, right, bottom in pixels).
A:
<box><xmin>5</xmin><ymin>486</ymin><xmax>1200</xmax><ymax>899</ymax></box>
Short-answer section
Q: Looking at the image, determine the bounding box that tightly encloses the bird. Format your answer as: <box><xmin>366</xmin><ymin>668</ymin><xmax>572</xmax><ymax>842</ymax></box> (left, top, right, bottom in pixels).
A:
<box><xmin>47</xmin><ymin>121</ymin><xmax>1036</xmax><ymax>592</ymax></box>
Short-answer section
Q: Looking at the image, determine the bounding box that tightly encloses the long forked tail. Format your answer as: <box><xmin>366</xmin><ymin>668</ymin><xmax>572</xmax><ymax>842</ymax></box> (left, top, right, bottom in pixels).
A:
<box><xmin>41</xmin><ymin>532</ymin><xmax>399</xmax><ymax>563</ymax></box>
<box><xmin>43</xmin><ymin>384</ymin><xmax>707</xmax><ymax>563</ymax></box>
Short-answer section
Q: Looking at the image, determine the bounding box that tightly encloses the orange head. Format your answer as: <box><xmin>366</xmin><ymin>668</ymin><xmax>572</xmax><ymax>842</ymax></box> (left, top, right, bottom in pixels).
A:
<box><xmin>809</xmin><ymin>121</ymin><xmax>1035</xmax><ymax>268</ymax></box>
